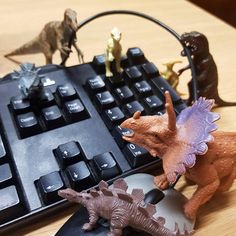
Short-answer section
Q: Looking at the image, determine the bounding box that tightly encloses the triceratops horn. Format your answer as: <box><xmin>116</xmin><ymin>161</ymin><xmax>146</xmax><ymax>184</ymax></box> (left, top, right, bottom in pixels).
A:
<box><xmin>164</xmin><ymin>91</ymin><xmax>176</xmax><ymax>132</ymax></box>
<box><xmin>133</xmin><ymin>111</ymin><xmax>141</xmax><ymax>119</ymax></box>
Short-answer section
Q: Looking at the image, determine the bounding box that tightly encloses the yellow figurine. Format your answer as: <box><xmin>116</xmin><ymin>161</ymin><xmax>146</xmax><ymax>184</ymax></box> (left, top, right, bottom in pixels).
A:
<box><xmin>161</xmin><ymin>60</ymin><xmax>183</xmax><ymax>95</ymax></box>
<box><xmin>105</xmin><ymin>27</ymin><xmax>122</xmax><ymax>77</ymax></box>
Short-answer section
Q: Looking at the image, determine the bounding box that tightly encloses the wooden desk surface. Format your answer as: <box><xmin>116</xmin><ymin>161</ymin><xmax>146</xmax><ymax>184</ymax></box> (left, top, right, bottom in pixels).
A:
<box><xmin>0</xmin><ymin>0</ymin><xmax>236</xmax><ymax>235</ymax></box>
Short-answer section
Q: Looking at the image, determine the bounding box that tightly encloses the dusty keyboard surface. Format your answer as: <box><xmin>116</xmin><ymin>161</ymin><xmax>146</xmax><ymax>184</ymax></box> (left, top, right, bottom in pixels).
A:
<box><xmin>0</xmin><ymin>47</ymin><xmax>186</xmax><ymax>233</ymax></box>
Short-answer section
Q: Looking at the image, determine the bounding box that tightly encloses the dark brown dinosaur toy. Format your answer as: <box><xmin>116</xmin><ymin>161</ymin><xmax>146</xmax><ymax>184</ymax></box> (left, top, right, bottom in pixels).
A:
<box><xmin>5</xmin><ymin>9</ymin><xmax>84</xmax><ymax>64</ymax></box>
<box><xmin>178</xmin><ymin>31</ymin><xmax>236</xmax><ymax>106</ymax></box>
<box><xmin>121</xmin><ymin>91</ymin><xmax>236</xmax><ymax>220</ymax></box>
<box><xmin>58</xmin><ymin>178</ymin><xmax>189</xmax><ymax>236</ymax></box>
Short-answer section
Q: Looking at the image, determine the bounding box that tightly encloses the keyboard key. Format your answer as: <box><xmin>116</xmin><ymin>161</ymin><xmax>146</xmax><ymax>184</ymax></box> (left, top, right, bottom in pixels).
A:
<box><xmin>65</xmin><ymin>161</ymin><xmax>94</xmax><ymax>191</ymax></box>
<box><xmin>85</xmin><ymin>75</ymin><xmax>106</xmax><ymax>97</ymax></box>
<box><xmin>37</xmin><ymin>171</ymin><xmax>65</xmax><ymax>205</ymax></box>
<box><xmin>150</xmin><ymin>76</ymin><xmax>181</xmax><ymax>104</ymax></box>
<box><xmin>16</xmin><ymin>112</ymin><xmax>41</xmax><ymax>138</ymax></box>
<box><xmin>127</xmin><ymin>47</ymin><xmax>146</xmax><ymax>65</ymax></box>
<box><xmin>92</xmin><ymin>152</ymin><xmax>120</xmax><ymax>180</ymax></box>
<box><xmin>143</xmin><ymin>95</ymin><xmax>164</xmax><ymax>114</ymax></box>
<box><xmin>94</xmin><ymin>91</ymin><xmax>116</xmax><ymax>112</ymax></box>
<box><xmin>0</xmin><ymin>185</ymin><xmax>25</xmax><ymax>224</ymax></box>
<box><xmin>10</xmin><ymin>95</ymin><xmax>31</xmax><ymax>114</ymax></box>
<box><xmin>113</xmin><ymin>86</ymin><xmax>134</xmax><ymax>105</ymax></box>
<box><xmin>0</xmin><ymin>135</ymin><xmax>6</xmax><ymax>160</ymax></box>
<box><xmin>102</xmin><ymin>107</ymin><xmax>125</xmax><ymax>130</ymax></box>
<box><xmin>120</xmin><ymin>54</ymin><xmax>129</xmax><ymax>68</ymax></box>
<box><xmin>105</xmin><ymin>76</ymin><xmax>125</xmax><ymax>91</ymax></box>
<box><xmin>141</xmin><ymin>62</ymin><xmax>160</xmax><ymax>78</ymax></box>
<box><xmin>123</xmin><ymin>101</ymin><xmax>145</xmax><ymax>117</ymax></box>
<box><xmin>123</xmin><ymin>143</ymin><xmax>155</xmax><ymax>168</ymax></box>
<box><xmin>133</xmin><ymin>80</ymin><xmax>152</xmax><ymax>98</ymax></box>
<box><xmin>174</xmin><ymin>102</ymin><xmax>187</xmax><ymax>115</ymax></box>
<box><xmin>38</xmin><ymin>88</ymin><xmax>55</xmax><ymax>107</ymax></box>
<box><xmin>0</xmin><ymin>163</ymin><xmax>13</xmax><ymax>188</ymax></box>
<box><xmin>42</xmin><ymin>105</ymin><xmax>64</xmax><ymax>129</ymax></box>
<box><xmin>123</xmin><ymin>66</ymin><xmax>142</xmax><ymax>85</ymax></box>
<box><xmin>112</xmin><ymin>126</ymin><xmax>133</xmax><ymax>148</ymax></box>
<box><xmin>54</xmin><ymin>141</ymin><xmax>83</xmax><ymax>168</ymax></box>
<box><xmin>56</xmin><ymin>84</ymin><xmax>77</xmax><ymax>102</ymax></box>
<box><xmin>64</xmin><ymin>99</ymin><xmax>88</xmax><ymax>122</ymax></box>
<box><xmin>92</xmin><ymin>54</ymin><xmax>105</xmax><ymax>74</ymax></box>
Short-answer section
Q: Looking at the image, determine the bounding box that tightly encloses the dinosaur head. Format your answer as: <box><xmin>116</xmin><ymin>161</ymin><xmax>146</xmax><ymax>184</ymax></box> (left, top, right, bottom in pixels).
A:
<box><xmin>64</xmin><ymin>8</ymin><xmax>79</xmax><ymax>32</ymax></box>
<box><xmin>58</xmin><ymin>188</ymin><xmax>91</xmax><ymax>205</ymax></box>
<box><xmin>110</xmin><ymin>27</ymin><xmax>122</xmax><ymax>42</ymax></box>
<box><xmin>120</xmin><ymin>92</ymin><xmax>177</xmax><ymax>158</ymax></box>
<box><xmin>180</xmin><ymin>31</ymin><xmax>209</xmax><ymax>57</ymax></box>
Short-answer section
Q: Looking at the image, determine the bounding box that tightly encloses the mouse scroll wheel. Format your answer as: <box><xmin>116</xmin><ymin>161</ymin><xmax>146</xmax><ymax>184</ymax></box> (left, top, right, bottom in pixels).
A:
<box><xmin>144</xmin><ymin>189</ymin><xmax>165</xmax><ymax>205</ymax></box>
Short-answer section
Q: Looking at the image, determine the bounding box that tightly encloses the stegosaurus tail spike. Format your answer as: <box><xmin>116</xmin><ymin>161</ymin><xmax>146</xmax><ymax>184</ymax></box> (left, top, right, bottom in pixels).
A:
<box><xmin>98</xmin><ymin>180</ymin><xmax>109</xmax><ymax>190</ymax></box>
<box><xmin>101</xmin><ymin>188</ymin><xmax>114</xmax><ymax>197</ymax></box>
<box><xmin>117</xmin><ymin>192</ymin><xmax>134</xmax><ymax>203</ymax></box>
<box><xmin>131</xmin><ymin>188</ymin><xmax>145</xmax><ymax>203</ymax></box>
<box><xmin>113</xmin><ymin>178</ymin><xmax>128</xmax><ymax>191</ymax></box>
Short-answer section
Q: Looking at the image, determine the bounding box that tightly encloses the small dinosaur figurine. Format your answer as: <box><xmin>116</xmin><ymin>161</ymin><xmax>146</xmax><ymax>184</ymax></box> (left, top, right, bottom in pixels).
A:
<box><xmin>12</xmin><ymin>63</ymin><xmax>44</xmax><ymax>99</ymax></box>
<box><xmin>160</xmin><ymin>60</ymin><xmax>183</xmax><ymax>95</ymax></box>
<box><xmin>5</xmin><ymin>8</ymin><xmax>84</xmax><ymax>65</ymax></box>
<box><xmin>105</xmin><ymin>27</ymin><xmax>122</xmax><ymax>77</ymax></box>
<box><xmin>178</xmin><ymin>31</ymin><xmax>236</xmax><ymax>106</ymax></box>
<box><xmin>58</xmin><ymin>179</ymin><xmax>186</xmax><ymax>236</ymax></box>
<box><xmin>121</xmin><ymin>91</ymin><xmax>236</xmax><ymax>219</ymax></box>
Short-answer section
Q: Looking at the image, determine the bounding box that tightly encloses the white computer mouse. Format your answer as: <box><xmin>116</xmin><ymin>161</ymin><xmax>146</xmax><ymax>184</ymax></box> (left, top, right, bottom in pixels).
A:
<box><xmin>122</xmin><ymin>173</ymin><xmax>195</xmax><ymax>234</ymax></box>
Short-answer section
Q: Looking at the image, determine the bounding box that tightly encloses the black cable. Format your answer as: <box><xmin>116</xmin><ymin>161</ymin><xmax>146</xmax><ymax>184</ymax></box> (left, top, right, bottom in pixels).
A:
<box><xmin>61</xmin><ymin>10</ymin><xmax>198</xmax><ymax>101</ymax></box>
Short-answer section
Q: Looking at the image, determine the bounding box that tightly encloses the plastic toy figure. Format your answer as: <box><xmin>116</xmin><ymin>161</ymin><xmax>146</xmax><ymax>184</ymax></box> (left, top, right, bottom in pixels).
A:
<box><xmin>12</xmin><ymin>63</ymin><xmax>44</xmax><ymax>99</ymax></box>
<box><xmin>5</xmin><ymin>9</ymin><xmax>84</xmax><ymax>65</ymax></box>
<box><xmin>58</xmin><ymin>178</ymin><xmax>185</xmax><ymax>236</ymax></box>
<box><xmin>160</xmin><ymin>60</ymin><xmax>183</xmax><ymax>95</ymax></box>
<box><xmin>178</xmin><ymin>31</ymin><xmax>236</xmax><ymax>106</ymax></box>
<box><xmin>121</xmin><ymin>91</ymin><xmax>236</xmax><ymax>219</ymax></box>
<box><xmin>105</xmin><ymin>27</ymin><xmax>122</xmax><ymax>77</ymax></box>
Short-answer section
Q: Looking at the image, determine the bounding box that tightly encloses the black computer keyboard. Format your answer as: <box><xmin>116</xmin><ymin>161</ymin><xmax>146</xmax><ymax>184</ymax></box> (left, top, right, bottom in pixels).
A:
<box><xmin>0</xmin><ymin>47</ymin><xmax>187</xmax><ymax>233</ymax></box>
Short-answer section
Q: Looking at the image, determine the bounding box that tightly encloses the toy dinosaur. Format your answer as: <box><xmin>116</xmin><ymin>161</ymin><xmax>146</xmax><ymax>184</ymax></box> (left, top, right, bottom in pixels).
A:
<box><xmin>58</xmin><ymin>179</ymin><xmax>186</xmax><ymax>236</ymax></box>
<box><xmin>160</xmin><ymin>60</ymin><xmax>183</xmax><ymax>95</ymax></box>
<box><xmin>178</xmin><ymin>31</ymin><xmax>236</xmax><ymax>106</ymax></box>
<box><xmin>105</xmin><ymin>27</ymin><xmax>122</xmax><ymax>77</ymax></box>
<box><xmin>121</xmin><ymin>91</ymin><xmax>236</xmax><ymax>219</ymax></box>
<box><xmin>5</xmin><ymin>9</ymin><xmax>84</xmax><ymax>65</ymax></box>
<box><xmin>12</xmin><ymin>63</ymin><xmax>44</xmax><ymax>99</ymax></box>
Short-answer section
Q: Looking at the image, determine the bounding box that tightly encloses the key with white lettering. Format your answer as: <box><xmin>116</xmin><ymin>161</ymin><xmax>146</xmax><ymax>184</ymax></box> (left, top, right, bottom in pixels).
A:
<box><xmin>65</xmin><ymin>161</ymin><xmax>94</xmax><ymax>191</ymax></box>
<box><xmin>94</xmin><ymin>91</ymin><xmax>116</xmax><ymax>113</ymax></box>
<box><xmin>16</xmin><ymin>112</ymin><xmax>41</xmax><ymax>138</ymax></box>
<box><xmin>63</xmin><ymin>99</ymin><xmax>88</xmax><ymax>122</ymax></box>
<box><xmin>41</xmin><ymin>105</ymin><xmax>64</xmax><ymax>129</ymax></box>
<box><xmin>37</xmin><ymin>171</ymin><xmax>65</xmax><ymax>205</ymax></box>
<box><xmin>10</xmin><ymin>95</ymin><xmax>31</xmax><ymax>114</ymax></box>
<box><xmin>92</xmin><ymin>152</ymin><xmax>120</xmax><ymax>180</ymax></box>
<box><xmin>123</xmin><ymin>143</ymin><xmax>156</xmax><ymax>168</ymax></box>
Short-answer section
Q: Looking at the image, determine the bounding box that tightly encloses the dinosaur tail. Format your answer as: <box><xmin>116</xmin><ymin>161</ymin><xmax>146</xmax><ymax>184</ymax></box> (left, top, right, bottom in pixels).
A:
<box><xmin>5</xmin><ymin>36</ymin><xmax>41</xmax><ymax>57</ymax></box>
<box><xmin>214</xmin><ymin>95</ymin><xmax>236</xmax><ymax>107</ymax></box>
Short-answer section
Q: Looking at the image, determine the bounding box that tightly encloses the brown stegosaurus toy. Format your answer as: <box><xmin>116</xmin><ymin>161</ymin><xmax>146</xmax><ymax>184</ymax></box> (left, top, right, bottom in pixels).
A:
<box><xmin>121</xmin><ymin>91</ymin><xmax>236</xmax><ymax>219</ymax></box>
<box><xmin>58</xmin><ymin>179</ymin><xmax>190</xmax><ymax>236</ymax></box>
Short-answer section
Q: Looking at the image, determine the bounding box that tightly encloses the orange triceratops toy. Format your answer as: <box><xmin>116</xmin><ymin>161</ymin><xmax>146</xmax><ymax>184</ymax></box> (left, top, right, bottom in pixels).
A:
<box><xmin>121</xmin><ymin>91</ymin><xmax>236</xmax><ymax>219</ymax></box>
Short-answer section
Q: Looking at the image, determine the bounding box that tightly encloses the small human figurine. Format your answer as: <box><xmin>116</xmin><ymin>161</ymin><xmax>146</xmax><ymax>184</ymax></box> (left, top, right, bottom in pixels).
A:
<box><xmin>58</xmin><ymin>178</ymin><xmax>183</xmax><ymax>236</ymax></box>
<box><xmin>178</xmin><ymin>31</ymin><xmax>236</xmax><ymax>106</ymax></box>
<box><xmin>105</xmin><ymin>27</ymin><xmax>122</xmax><ymax>77</ymax></box>
<box><xmin>5</xmin><ymin>9</ymin><xmax>84</xmax><ymax>65</ymax></box>
<box><xmin>12</xmin><ymin>63</ymin><xmax>44</xmax><ymax>100</ymax></box>
<box><xmin>121</xmin><ymin>91</ymin><xmax>236</xmax><ymax>219</ymax></box>
<box><xmin>160</xmin><ymin>60</ymin><xmax>183</xmax><ymax>95</ymax></box>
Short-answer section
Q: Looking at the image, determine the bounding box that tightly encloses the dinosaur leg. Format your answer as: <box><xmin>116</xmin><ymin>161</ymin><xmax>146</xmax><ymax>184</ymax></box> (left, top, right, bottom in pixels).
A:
<box><xmin>115</xmin><ymin>55</ymin><xmax>121</xmax><ymax>73</ymax></box>
<box><xmin>105</xmin><ymin>60</ymin><xmax>113</xmax><ymax>77</ymax></box>
<box><xmin>82</xmin><ymin>208</ymin><xmax>99</xmax><ymax>231</ymax></box>
<box><xmin>154</xmin><ymin>174</ymin><xmax>170</xmax><ymax>189</ymax></box>
<box><xmin>73</xmin><ymin>42</ymin><xmax>84</xmax><ymax>63</ymax></box>
<box><xmin>184</xmin><ymin>163</ymin><xmax>220</xmax><ymax>219</ymax></box>
<box><xmin>107</xmin><ymin>212</ymin><xmax>128</xmax><ymax>236</ymax></box>
<box><xmin>217</xmin><ymin>166</ymin><xmax>236</xmax><ymax>192</ymax></box>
